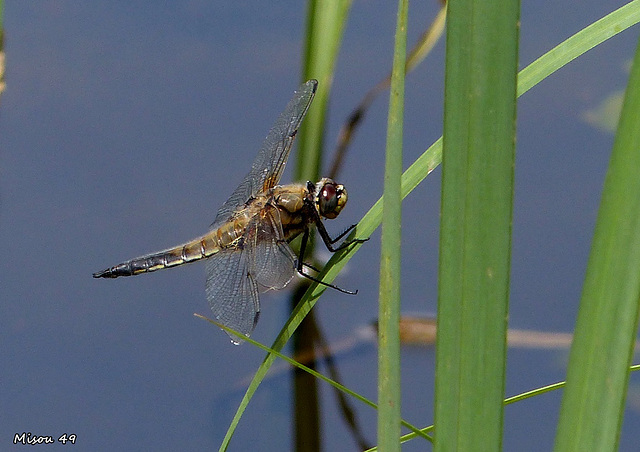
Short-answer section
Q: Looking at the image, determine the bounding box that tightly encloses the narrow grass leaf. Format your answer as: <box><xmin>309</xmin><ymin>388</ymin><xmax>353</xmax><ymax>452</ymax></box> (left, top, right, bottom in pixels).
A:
<box><xmin>377</xmin><ymin>0</ymin><xmax>408</xmax><ymax>450</ymax></box>
<box><xmin>554</xmin><ymin>31</ymin><xmax>640</xmax><ymax>452</ymax></box>
<box><xmin>518</xmin><ymin>0</ymin><xmax>640</xmax><ymax>97</ymax></box>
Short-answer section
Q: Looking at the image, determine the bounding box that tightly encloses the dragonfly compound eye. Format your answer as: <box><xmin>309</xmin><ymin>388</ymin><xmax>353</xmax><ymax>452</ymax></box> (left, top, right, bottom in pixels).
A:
<box><xmin>317</xmin><ymin>179</ymin><xmax>347</xmax><ymax>219</ymax></box>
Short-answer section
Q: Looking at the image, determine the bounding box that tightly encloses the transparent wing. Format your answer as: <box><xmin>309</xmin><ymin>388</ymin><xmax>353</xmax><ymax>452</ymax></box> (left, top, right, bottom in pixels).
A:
<box><xmin>205</xmin><ymin>208</ymin><xmax>297</xmax><ymax>343</ymax></box>
<box><xmin>205</xmin><ymin>247</ymin><xmax>260</xmax><ymax>345</ymax></box>
<box><xmin>247</xmin><ymin>207</ymin><xmax>297</xmax><ymax>291</ymax></box>
<box><xmin>212</xmin><ymin>80</ymin><xmax>318</xmax><ymax>228</ymax></box>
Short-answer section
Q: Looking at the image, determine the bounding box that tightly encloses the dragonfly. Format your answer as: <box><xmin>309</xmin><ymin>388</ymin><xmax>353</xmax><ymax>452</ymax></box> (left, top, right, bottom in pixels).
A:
<box><xmin>94</xmin><ymin>79</ymin><xmax>365</xmax><ymax>344</ymax></box>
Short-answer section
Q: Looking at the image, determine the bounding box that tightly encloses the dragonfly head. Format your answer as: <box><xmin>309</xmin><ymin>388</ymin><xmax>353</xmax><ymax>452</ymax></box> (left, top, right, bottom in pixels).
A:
<box><xmin>314</xmin><ymin>178</ymin><xmax>348</xmax><ymax>220</ymax></box>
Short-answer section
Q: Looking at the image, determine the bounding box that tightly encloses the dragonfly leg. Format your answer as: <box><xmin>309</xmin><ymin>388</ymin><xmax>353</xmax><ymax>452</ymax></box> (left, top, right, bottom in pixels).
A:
<box><xmin>295</xmin><ymin>228</ymin><xmax>358</xmax><ymax>295</ymax></box>
<box><xmin>301</xmin><ymin>261</ymin><xmax>323</xmax><ymax>273</ymax></box>
<box><xmin>315</xmin><ymin>219</ymin><xmax>369</xmax><ymax>252</ymax></box>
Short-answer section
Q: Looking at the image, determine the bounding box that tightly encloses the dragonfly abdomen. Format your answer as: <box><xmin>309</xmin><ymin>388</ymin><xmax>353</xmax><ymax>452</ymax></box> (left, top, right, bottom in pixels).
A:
<box><xmin>93</xmin><ymin>253</ymin><xmax>178</xmax><ymax>278</ymax></box>
<box><xmin>93</xmin><ymin>234</ymin><xmax>226</xmax><ymax>279</ymax></box>
<box><xmin>92</xmin><ymin>215</ymin><xmax>252</xmax><ymax>279</ymax></box>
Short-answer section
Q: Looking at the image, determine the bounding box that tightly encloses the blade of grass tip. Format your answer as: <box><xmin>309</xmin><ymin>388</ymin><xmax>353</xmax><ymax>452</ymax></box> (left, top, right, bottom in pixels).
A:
<box><xmin>554</xmin><ymin>31</ymin><xmax>640</xmax><ymax>452</ymax></box>
<box><xmin>406</xmin><ymin>4</ymin><xmax>446</xmax><ymax>73</ymax></box>
<box><xmin>377</xmin><ymin>0</ymin><xmax>408</xmax><ymax>450</ymax></box>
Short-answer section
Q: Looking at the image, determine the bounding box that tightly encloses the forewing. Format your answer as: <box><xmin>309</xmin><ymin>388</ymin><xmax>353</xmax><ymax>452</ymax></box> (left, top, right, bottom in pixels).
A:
<box><xmin>247</xmin><ymin>207</ymin><xmax>297</xmax><ymax>291</ymax></box>
<box><xmin>205</xmin><ymin>246</ymin><xmax>259</xmax><ymax>344</ymax></box>
<box><xmin>212</xmin><ymin>80</ymin><xmax>317</xmax><ymax>228</ymax></box>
